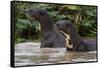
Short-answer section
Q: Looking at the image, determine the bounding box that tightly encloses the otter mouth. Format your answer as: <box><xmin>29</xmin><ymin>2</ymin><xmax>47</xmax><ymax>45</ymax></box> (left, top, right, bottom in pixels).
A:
<box><xmin>26</xmin><ymin>13</ymin><xmax>35</xmax><ymax>19</ymax></box>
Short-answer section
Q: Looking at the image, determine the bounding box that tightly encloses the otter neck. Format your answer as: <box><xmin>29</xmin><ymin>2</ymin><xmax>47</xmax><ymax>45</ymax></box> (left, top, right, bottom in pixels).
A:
<box><xmin>38</xmin><ymin>15</ymin><xmax>54</xmax><ymax>35</ymax></box>
<box><xmin>64</xmin><ymin>27</ymin><xmax>81</xmax><ymax>42</ymax></box>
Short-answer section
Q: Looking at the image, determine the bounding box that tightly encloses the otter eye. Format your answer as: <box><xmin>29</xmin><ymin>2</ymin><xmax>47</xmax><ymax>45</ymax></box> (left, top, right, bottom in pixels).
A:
<box><xmin>39</xmin><ymin>11</ymin><xmax>45</xmax><ymax>16</ymax></box>
<box><xmin>56</xmin><ymin>24</ymin><xmax>60</xmax><ymax>27</ymax></box>
<box><xmin>66</xmin><ymin>23</ymin><xmax>71</xmax><ymax>27</ymax></box>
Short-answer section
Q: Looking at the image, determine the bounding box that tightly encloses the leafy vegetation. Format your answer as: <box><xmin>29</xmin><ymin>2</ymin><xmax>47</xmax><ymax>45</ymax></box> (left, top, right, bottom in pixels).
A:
<box><xmin>14</xmin><ymin>2</ymin><xmax>97</xmax><ymax>43</ymax></box>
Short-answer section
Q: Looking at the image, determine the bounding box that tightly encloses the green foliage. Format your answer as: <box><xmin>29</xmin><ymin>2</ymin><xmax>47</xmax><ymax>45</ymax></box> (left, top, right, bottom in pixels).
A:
<box><xmin>15</xmin><ymin>19</ymin><xmax>41</xmax><ymax>43</ymax></box>
<box><xmin>16</xmin><ymin>19</ymin><xmax>31</xmax><ymax>29</ymax></box>
<box><xmin>15</xmin><ymin>38</ymin><xmax>27</xmax><ymax>43</ymax></box>
<box><xmin>15</xmin><ymin>2</ymin><xmax>97</xmax><ymax>43</ymax></box>
<box><xmin>59</xmin><ymin>5</ymin><xmax>97</xmax><ymax>37</ymax></box>
<box><xmin>78</xmin><ymin>6</ymin><xmax>97</xmax><ymax>36</ymax></box>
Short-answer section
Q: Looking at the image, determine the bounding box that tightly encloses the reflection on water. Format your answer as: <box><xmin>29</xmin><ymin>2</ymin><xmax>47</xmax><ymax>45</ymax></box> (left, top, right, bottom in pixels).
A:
<box><xmin>15</xmin><ymin>42</ymin><xmax>97</xmax><ymax>66</ymax></box>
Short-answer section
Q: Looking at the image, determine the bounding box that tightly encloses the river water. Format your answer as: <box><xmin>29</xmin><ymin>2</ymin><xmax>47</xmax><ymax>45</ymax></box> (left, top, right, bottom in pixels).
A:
<box><xmin>15</xmin><ymin>42</ymin><xmax>97</xmax><ymax>66</ymax></box>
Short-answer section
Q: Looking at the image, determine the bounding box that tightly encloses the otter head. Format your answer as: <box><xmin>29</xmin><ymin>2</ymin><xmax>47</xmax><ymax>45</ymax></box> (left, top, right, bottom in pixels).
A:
<box><xmin>55</xmin><ymin>20</ymin><xmax>74</xmax><ymax>34</ymax></box>
<box><xmin>25</xmin><ymin>7</ymin><xmax>48</xmax><ymax>20</ymax></box>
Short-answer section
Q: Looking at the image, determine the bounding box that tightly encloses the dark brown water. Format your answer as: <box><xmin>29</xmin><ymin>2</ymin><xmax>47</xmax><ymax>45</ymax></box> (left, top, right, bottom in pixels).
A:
<box><xmin>15</xmin><ymin>42</ymin><xmax>97</xmax><ymax>66</ymax></box>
